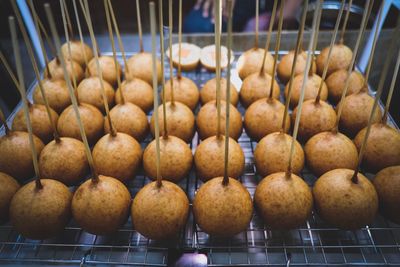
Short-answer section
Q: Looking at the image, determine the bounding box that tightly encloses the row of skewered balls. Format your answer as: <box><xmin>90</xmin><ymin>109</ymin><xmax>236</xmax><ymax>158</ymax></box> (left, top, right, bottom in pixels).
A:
<box><xmin>0</xmin><ymin>40</ymin><xmax>399</xmax><ymax>241</ymax></box>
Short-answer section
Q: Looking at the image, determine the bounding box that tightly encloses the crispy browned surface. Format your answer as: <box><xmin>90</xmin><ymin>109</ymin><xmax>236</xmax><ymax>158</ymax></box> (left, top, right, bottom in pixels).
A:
<box><xmin>39</xmin><ymin>137</ymin><xmax>88</xmax><ymax>186</ymax></box>
<box><xmin>305</xmin><ymin>131</ymin><xmax>358</xmax><ymax>177</ymax></box>
<box><xmin>239</xmin><ymin>72</ymin><xmax>280</xmax><ymax>108</ymax></box>
<box><xmin>125</xmin><ymin>52</ymin><xmax>162</xmax><ymax>85</ymax></box>
<box><xmin>57</xmin><ymin>103</ymin><xmax>104</xmax><ymax>145</ymax></box>
<box><xmin>45</xmin><ymin>58</ymin><xmax>84</xmax><ymax>84</ymax></box>
<box><xmin>150</xmin><ymin>102</ymin><xmax>195</xmax><ymax>143</ymax></box>
<box><xmin>316</xmin><ymin>44</ymin><xmax>352</xmax><ymax>76</ymax></box>
<box><xmin>354</xmin><ymin>123</ymin><xmax>400</xmax><ymax>173</ymax></box>
<box><xmin>200</xmin><ymin>77</ymin><xmax>238</xmax><ymax>106</ymax></box>
<box><xmin>93</xmin><ymin>133</ymin><xmax>142</xmax><ymax>182</ymax></box>
<box><xmin>115</xmin><ymin>79</ymin><xmax>153</xmax><ymax>113</ymax></box>
<box><xmin>72</xmin><ymin>175</ymin><xmax>131</xmax><ymax>235</ymax></box>
<box><xmin>0</xmin><ymin>131</ymin><xmax>44</xmax><ymax>181</ymax></box>
<box><xmin>106</xmin><ymin>103</ymin><xmax>149</xmax><ymax>141</ymax></box>
<box><xmin>33</xmin><ymin>79</ymin><xmax>71</xmax><ymax>114</ymax></box>
<box><xmin>244</xmin><ymin>98</ymin><xmax>289</xmax><ymax>141</ymax></box>
<box><xmin>284</xmin><ymin>73</ymin><xmax>328</xmax><ymax>108</ymax></box>
<box><xmin>193</xmin><ymin>177</ymin><xmax>253</xmax><ymax>237</ymax></box>
<box><xmin>77</xmin><ymin>77</ymin><xmax>115</xmax><ymax>112</ymax></box>
<box><xmin>373</xmin><ymin>166</ymin><xmax>400</xmax><ymax>224</ymax></box>
<box><xmin>163</xmin><ymin>76</ymin><xmax>199</xmax><ymax>111</ymax></box>
<box><xmin>0</xmin><ymin>172</ymin><xmax>20</xmax><ymax>223</ymax></box>
<box><xmin>61</xmin><ymin>41</ymin><xmax>94</xmax><ymax>67</ymax></box>
<box><xmin>339</xmin><ymin>91</ymin><xmax>382</xmax><ymax>137</ymax></box>
<box><xmin>277</xmin><ymin>50</ymin><xmax>316</xmax><ymax>83</ymax></box>
<box><xmin>255</xmin><ymin>132</ymin><xmax>304</xmax><ymax>177</ymax></box>
<box><xmin>313</xmin><ymin>169</ymin><xmax>378</xmax><ymax>230</ymax></box>
<box><xmin>196</xmin><ymin>100</ymin><xmax>242</xmax><ymax>140</ymax></box>
<box><xmin>237</xmin><ymin>48</ymin><xmax>274</xmax><ymax>80</ymax></box>
<box><xmin>10</xmin><ymin>179</ymin><xmax>72</xmax><ymax>240</ymax></box>
<box><xmin>143</xmin><ymin>135</ymin><xmax>192</xmax><ymax>183</ymax></box>
<box><xmin>194</xmin><ymin>136</ymin><xmax>244</xmax><ymax>182</ymax></box>
<box><xmin>255</xmin><ymin>172</ymin><xmax>313</xmax><ymax>229</ymax></box>
<box><xmin>12</xmin><ymin>104</ymin><xmax>59</xmax><ymax>144</ymax></box>
<box><xmin>326</xmin><ymin>70</ymin><xmax>365</xmax><ymax>103</ymax></box>
<box><xmin>131</xmin><ymin>181</ymin><xmax>189</xmax><ymax>240</ymax></box>
<box><xmin>87</xmin><ymin>56</ymin><xmax>121</xmax><ymax>86</ymax></box>
<box><xmin>291</xmin><ymin>100</ymin><xmax>336</xmax><ymax>142</ymax></box>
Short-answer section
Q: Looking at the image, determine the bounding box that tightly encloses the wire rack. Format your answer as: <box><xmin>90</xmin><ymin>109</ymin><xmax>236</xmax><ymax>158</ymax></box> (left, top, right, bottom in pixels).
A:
<box><xmin>0</xmin><ymin>51</ymin><xmax>399</xmax><ymax>266</ymax></box>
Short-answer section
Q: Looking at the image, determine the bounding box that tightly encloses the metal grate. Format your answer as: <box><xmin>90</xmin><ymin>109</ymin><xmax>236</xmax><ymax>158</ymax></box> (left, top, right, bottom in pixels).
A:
<box><xmin>0</xmin><ymin>52</ymin><xmax>399</xmax><ymax>266</ymax></box>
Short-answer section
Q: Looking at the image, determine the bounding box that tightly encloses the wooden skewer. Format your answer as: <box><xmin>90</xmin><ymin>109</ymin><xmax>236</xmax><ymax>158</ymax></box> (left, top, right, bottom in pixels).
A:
<box><xmin>215</xmin><ymin>0</ymin><xmax>222</xmax><ymax>138</ymax></box>
<box><xmin>334</xmin><ymin>0</ymin><xmax>374</xmax><ymax>133</ymax></box>
<box><xmin>177</xmin><ymin>0</ymin><xmax>183</xmax><ymax>79</ymax></box>
<box><xmin>280</xmin><ymin>0</ymin><xmax>308</xmax><ymax>133</ymax></box>
<box><xmin>0</xmin><ymin>54</ymin><xmax>11</xmax><ymax>134</ymax></box>
<box><xmin>9</xmin><ymin>16</ymin><xmax>42</xmax><ymax>188</ymax></box>
<box><xmin>222</xmin><ymin>0</ymin><xmax>233</xmax><ymax>186</ymax></box>
<box><xmin>268</xmin><ymin>0</ymin><xmax>285</xmax><ymax>99</ymax></box>
<box><xmin>351</xmin><ymin>18</ymin><xmax>399</xmax><ymax>183</ymax></box>
<box><xmin>259</xmin><ymin>0</ymin><xmax>278</xmax><ymax>75</ymax></box>
<box><xmin>11</xmin><ymin>1</ymin><xmax>60</xmax><ymax>142</ymax></box>
<box><xmin>79</xmin><ymin>0</ymin><xmax>116</xmax><ymax>136</ymax></box>
<box><xmin>287</xmin><ymin>0</ymin><xmax>322</xmax><ymax>177</ymax></box>
<box><xmin>104</xmin><ymin>0</ymin><xmax>124</xmax><ymax>104</ymax></box>
<box><xmin>315</xmin><ymin>0</ymin><xmax>345</xmax><ymax>103</ymax></box>
<box><xmin>107</xmin><ymin>0</ymin><xmax>130</xmax><ymax>78</ymax></box>
<box><xmin>149</xmin><ymin>1</ymin><xmax>162</xmax><ymax>188</ymax></box>
<box><xmin>168</xmin><ymin>0</ymin><xmax>175</xmax><ymax>104</ymax></box>
<box><xmin>44</xmin><ymin>2</ymin><xmax>99</xmax><ymax>183</ymax></box>
<box><xmin>254</xmin><ymin>0</ymin><xmax>259</xmax><ymax>49</ymax></box>
<box><xmin>136</xmin><ymin>0</ymin><xmax>144</xmax><ymax>53</ymax></box>
<box><xmin>159</xmin><ymin>0</ymin><xmax>168</xmax><ymax>137</ymax></box>
<box><xmin>339</xmin><ymin>0</ymin><xmax>353</xmax><ymax>44</ymax></box>
<box><xmin>71</xmin><ymin>0</ymin><xmax>90</xmax><ymax>68</ymax></box>
<box><xmin>309</xmin><ymin>0</ymin><xmax>324</xmax><ymax>77</ymax></box>
<box><xmin>382</xmin><ymin>47</ymin><xmax>400</xmax><ymax>123</ymax></box>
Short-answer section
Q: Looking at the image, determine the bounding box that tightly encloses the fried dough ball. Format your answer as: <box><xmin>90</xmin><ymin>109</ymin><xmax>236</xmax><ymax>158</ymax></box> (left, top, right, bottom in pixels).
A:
<box><xmin>200</xmin><ymin>77</ymin><xmax>239</xmax><ymax>106</ymax></box>
<box><xmin>254</xmin><ymin>132</ymin><xmax>304</xmax><ymax>177</ymax></box>
<box><xmin>163</xmin><ymin>76</ymin><xmax>199</xmax><ymax>111</ymax></box>
<box><xmin>194</xmin><ymin>135</ymin><xmax>244</xmax><ymax>182</ymax></box>
<box><xmin>115</xmin><ymin>78</ymin><xmax>153</xmax><ymax>113</ymax></box>
<box><xmin>143</xmin><ymin>135</ymin><xmax>192</xmax><ymax>183</ymax></box>
<box><xmin>131</xmin><ymin>180</ymin><xmax>189</xmax><ymax>240</ymax></box>
<box><xmin>77</xmin><ymin>77</ymin><xmax>115</xmax><ymax>113</ymax></box>
<box><xmin>150</xmin><ymin>101</ymin><xmax>195</xmax><ymax>143</ymax></box>
<box><xmin>0</xmin><ymin>131</ymin><xmax>44</xmax><ymax>181</ymax></box>
<box><xmin>284</xmin><ymin>73</ymin><xmax>328</xmax><ymax>108</ymax></box>
<box><xmin>277</xmin><ymin>50</ymin><xmax>317</xmax><ymax>83</ymax></box>
<box><xmin>354</xmin><ymin>123</ymin><xmax>400</xmax><ymax>173</ymax></box>
<box><xmin>237</xmin><ymin>48</ymin><xmax>274</xmax><ymax>80</ymax></box>
<box><xmin>12</xmin><ymin>104</ymin><xmax>59</xmax><ymax>144</ymax></box>
<box><xmin>125</xmin><ymin>52</ymin><xmax>162</xmax><ymax>85</ymax></box>
<box><xmin>325</xmin><ymin>69</ymin><xmax>365</xmax><ymax>103</ymax></box>
<box><xmin>10</xmin><ymin>179</ymin><xmax>72</xmax><ymax>239</ymax></box>
<box><xmin>373</xmin><ymin>166</ymin><xmax>400</xmax><ymax>224</ymax></box>
<box><xmin>313</xmin><ymin>169</ymin><xmax>378</xmax><ymax>229</ymax></box>
<box><xmin>33</xmin><ymin>79</ymin><xmax>71</xmax><ymax>114</ymax></box>
<box><xmin>196</xmin><ymin>100</ymin><xmax>243</xmax><ymax>140</ymax></box>
<box><xmin>61</xmin><ymin>40</ymin><xmax>94</xmax><ymax>66</ymax></box>
<box><xmin>72</xmin><ymin>175</ymin><xmax>131</xmax><ymax>235</ymax></box>
<box><xmin>45</xmin><ymin>58</ymin><xmax>84</xmax><ymax>84</ymax></box>
<box><xmin>105</xmin><ymin>103</ymin><xmax>149</xmax><ymax>141</ymax></box>
<box><xmin>240</xmin><ymin>73</ymin><xmax>280</xmax><ymax>108</ymax></box>
<box><xmin>0</xmin><ymin>172</ymin><xmax>20</xmax><ymax>223</ymax></box>
<box><xmin>87</xmin><ymin>56</ymin><xmax>121</xmax><ymax>86</ymax></box>
<box><xmin>57</xmin><ymin>103</ymin><xmax>104</xmax><ymax>145</ymax></box>
<box><xmin>316</xmin><ymin>44</ymin><xmax>353</xmax><ymax>76</ymax></box>
<box><xmin>193</xmin><ymin>177</ymin><xmax>253</xmax><ymax>237</ymax></box>
<box><xmin>305</xmin><ymin>131</ymin><xmax>358</xmax><ymax>176</ymax></box>
<box><xmin>255</xmin><ymin>172</ymin><xmax>313</xmax><ymax>229</ymax></box>
<box><xmin>244</xmin><ymin>98</ymin><xmax>289</xmax><ymax>141</ymax></box>
<box><xmin>39</xmin><ymin>137</ymin><xmax>88</xmax><ymax>186</ymax></box>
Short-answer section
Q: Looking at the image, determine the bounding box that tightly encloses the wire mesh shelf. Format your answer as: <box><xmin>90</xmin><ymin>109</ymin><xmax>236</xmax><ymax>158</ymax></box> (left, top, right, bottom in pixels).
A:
<box><xmin>0</xmin><ymin>52</ymin><xmax>399</xmax><ymax>266</ymax></box>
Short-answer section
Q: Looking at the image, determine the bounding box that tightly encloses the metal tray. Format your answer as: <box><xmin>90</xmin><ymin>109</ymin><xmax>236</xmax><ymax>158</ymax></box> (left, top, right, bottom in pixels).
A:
<box><xmin>0</xmin><ymin>51</ymin><xmax>399</xmax><ymax>266</ymax></box>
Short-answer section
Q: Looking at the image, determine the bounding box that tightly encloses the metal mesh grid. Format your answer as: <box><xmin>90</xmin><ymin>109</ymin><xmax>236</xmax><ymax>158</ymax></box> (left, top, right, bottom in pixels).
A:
<box><xmin>0</xmin><ymin>52</ymin><xmax>399</xmax><ymax>266</ymax></box>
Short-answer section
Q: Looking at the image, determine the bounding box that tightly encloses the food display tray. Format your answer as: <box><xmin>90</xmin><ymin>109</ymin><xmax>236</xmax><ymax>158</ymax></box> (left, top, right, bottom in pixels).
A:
<box><xmin>0</xmin><ymin>51</ymin><xmax>399</xmax><ymax>266</ymax></box>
